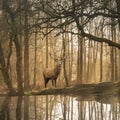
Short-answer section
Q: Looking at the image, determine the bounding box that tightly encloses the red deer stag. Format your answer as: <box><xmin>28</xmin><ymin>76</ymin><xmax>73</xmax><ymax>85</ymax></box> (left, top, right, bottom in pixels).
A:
<box><xmin>43</xmin><ymin>55</ymin><xmax>65</xmax><ymax>88</ymax></box>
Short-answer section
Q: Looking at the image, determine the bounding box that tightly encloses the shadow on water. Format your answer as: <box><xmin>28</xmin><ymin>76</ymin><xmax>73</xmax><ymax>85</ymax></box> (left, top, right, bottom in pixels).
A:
<box><xmin>0</xmin><ymin>94</ymin><xmax>120</xmax><ymax>120</ymax></box>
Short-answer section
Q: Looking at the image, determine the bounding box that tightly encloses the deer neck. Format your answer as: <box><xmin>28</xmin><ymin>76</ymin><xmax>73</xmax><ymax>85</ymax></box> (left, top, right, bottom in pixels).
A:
<box><xmin>54</xmin><ymin>64</ymin><xmax>61</xmax><ymax>76</ymax></box>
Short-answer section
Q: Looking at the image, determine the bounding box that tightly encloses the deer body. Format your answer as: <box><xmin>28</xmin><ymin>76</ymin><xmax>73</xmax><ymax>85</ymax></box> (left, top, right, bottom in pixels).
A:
<box><xmin>43</xmin><ymin>62</ymin><xmax>62</xmax><ymax>88</ymax></box>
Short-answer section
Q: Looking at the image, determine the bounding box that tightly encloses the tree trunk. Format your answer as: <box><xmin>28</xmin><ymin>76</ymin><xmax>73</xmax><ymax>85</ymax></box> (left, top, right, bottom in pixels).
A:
<box><xmin>77</xmin><ymin>34</ymin><xmax>83</xmax><ymax>84</ymax></box>
<box><xmin>69</xmin><ymin>32</ymin><xmax>73</xmax><ymax>81</ymax></box>
<box><xmin>33</xmin><ymin>30</ymin><xmax>37</xmax><ymax>88</ymax></box>
<box><xmin>87</xmin><ymin>40</ymin><xmax>91</xmax><ymax>82</ymax></box>
<box><xmin>110</xmin><ymin>19</ymin><xmax>115</xmax><ymax>82</ymax></box>
<box><xmin>62</xmin><ymin>35</ymin><xmax>69</xmax><ymax>87</ymax></box>
<box><xmin>0</xmin><ymin>40</ymin><xmax>16</xmax><ymax>94</ymax></box>
<box><xmin>24</xmin><ymin>0</ymin><xmax>30</xmax><ymax>90</ymax></box>
<box><xmin>2</xmin><ymin>0</ymin><xmax>23</xmax><ymax>94</ymax></box>
<box><xmin>46</xmin><ymin>27</ymin><xmax>49</xmax><ymax>68</ymax></box>
<box><xmin>14</xmin><ymin>35</ymin><xmax>24</xmax><ymax>94</ymax></box>
<box><xmin>100</xmin><ymin>43</ymin><xmax>103</xmax><ymax>82</ymax></box>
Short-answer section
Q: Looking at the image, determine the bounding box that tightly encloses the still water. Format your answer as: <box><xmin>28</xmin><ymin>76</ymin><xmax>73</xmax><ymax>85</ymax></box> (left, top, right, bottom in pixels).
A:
<box><xmin>0</xmin><ymin>94</ymin><xmax>120</xmax><ymax>120</ymax></box>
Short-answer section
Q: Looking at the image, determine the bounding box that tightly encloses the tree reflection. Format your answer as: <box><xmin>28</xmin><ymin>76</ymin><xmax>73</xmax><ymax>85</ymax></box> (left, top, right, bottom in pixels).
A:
<box><xmin>46</xmin><ymin>95</ymin><xmax>48</xmax><ymax>120</ymax></box>
<box><xmin>16</xmin><ymin>96</ymin><xmax>22</xmax><ymax>120</ymax></box>
<box><xmin>24</xmin><ymin>96</ymin><xmax>29</xmax><ymax>120</ymax></box>
<box><xmin>0</xmin><ymin>96</ymin><xmax>10</xmax><ymax>120</ymax></box>
<box><xmin>0</xmin><ymin>95</ymin><xmax>120</xmax><ymax>120</ymax></box>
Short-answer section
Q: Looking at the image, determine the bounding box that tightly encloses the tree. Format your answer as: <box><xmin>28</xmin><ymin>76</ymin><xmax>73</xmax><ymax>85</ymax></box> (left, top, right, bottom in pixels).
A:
<box><xmin>0</xmin><ymin>40</ymin><xmax>16</xmax><ymax>94</ymax></box>
<box><xmin>24</xmin><ymin>0</ymin><xmax>30</xmax><ymax>90</ymax></box>
<box><xmin>2</xmin><ymin>0</ymin><xmax>24</xmax><ymax>94</ymax></box>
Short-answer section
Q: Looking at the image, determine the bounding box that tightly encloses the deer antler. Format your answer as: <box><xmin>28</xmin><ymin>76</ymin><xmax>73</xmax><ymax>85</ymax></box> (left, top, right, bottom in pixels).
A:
<box><xmin>49</xmin><ymin>53</ymin><xmax>58</xmax><ymax>61</ymax></box>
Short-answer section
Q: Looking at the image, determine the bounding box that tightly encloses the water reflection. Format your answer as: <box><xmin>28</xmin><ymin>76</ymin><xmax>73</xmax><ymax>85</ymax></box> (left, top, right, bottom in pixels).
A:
<box><xmin>0</xmin><ymin>95</ymin><xmax>120</xmax><ymax>120</ymax></box>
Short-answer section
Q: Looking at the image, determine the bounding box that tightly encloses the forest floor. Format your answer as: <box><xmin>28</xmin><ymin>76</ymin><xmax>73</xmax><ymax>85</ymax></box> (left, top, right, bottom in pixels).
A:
<box><xmin>31</xmin><ymin>81</ymin><xmax>120</xmax><ymax>96</ymax></box>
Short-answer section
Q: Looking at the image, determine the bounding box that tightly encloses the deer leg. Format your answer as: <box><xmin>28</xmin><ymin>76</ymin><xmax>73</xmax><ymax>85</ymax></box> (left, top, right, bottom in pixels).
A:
<box><xmin>54</xmin><ymin>79</ymin><xmax>56</xmax><ymax>87</ymax></box>
<box><xmin>45</xmin><ymin>81</ymin><xmax>47</xmax><ymax>88</ymax></box>
<box><xmin>45</xmin><ymin>78</ymin><xmax>49</xmax><ymax>88</ymax></box>
<box><xmin>51</xmin><ymin>79</ymin><xmax>56</xmax><ymax>88</ymax></box>
<box><xmin>52</xmin><ymin>79</ymin><xmax>54</xmax><ymax>87</ymax></box>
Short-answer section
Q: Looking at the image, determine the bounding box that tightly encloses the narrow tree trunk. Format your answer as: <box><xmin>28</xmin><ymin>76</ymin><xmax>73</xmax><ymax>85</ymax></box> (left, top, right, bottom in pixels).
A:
<box><xmin>77</xmin><ymin>35</ymin><xmax>83</xmax><ymax>84</ymax></box>
<box><xmin>24</xmin><ymin>0</ymin><xmax>29</xmax><ymax>90</ymax></box>
<box><xmin>24</xmin><ymin>31</ymin><xmax>29</xmax><ymax>90</ymax></box>
<box><xmin>114</xmin><ymin>29</ymin><xmax>118</xmax><ymax>81</ymax></box>
<box><xmin>24</xmin><ymin>37</ymin><xmax>29</xmax><ymax>90</ymax></box>
<box><xmin>46</xmin><ymin>27</ymin><xmax>49</xmax><ymax>68</ymax></box>
<box><xmin>69</xmin><ymin>33</ymin><xmax>73</xmax><ymax>81</ymax></box>
<box><xmin>34</xmin><ymin>30</ymin><xmax>37</xmax><ymax>87</ymax></box>
<box><xmin>45</xmin><ymin>27</ymin><xmax>49</xmax><ymax>120</ymax></box>
<box><xmin>77</xmin><ymin>34</ymin><xmax>80</xmax><ymax>83</ymax></box>
<box><xmin>87</xmin><ymin>40</ymin><xmax>91</xmax><ymax>82</ymax></box>
<box><xmin>110</xmin><ymin>19</ymin><xmax>115</xmax><ymax>82</ymax></box>
<box><xmin>100</xmin><ymin>43</ymin><xmax>103</xmax><ymax>82</ymax></box>
<box><xmin>100</xmin><ymin>18</ymin><xmax>104</xmax><ymax>82</ymax></box>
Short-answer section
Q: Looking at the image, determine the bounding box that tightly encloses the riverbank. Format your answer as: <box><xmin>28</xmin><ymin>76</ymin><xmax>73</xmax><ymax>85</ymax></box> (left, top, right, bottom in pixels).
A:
<box><xmin>31</xmin><ymin>81</ymin><xmax>120</xmax><ymax>96</ymax></box>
